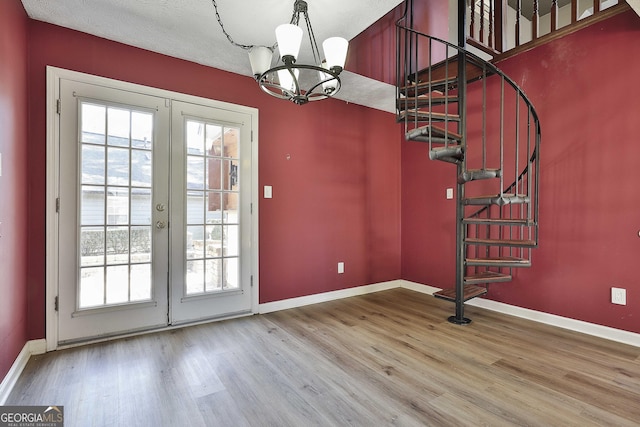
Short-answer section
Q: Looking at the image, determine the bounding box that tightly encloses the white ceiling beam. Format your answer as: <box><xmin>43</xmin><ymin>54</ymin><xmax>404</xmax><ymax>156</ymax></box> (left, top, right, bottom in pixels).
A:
<box><xmin>627</xmin><ymin>0</ymin><xmax>640</xmax><ymax>17</ymax></box>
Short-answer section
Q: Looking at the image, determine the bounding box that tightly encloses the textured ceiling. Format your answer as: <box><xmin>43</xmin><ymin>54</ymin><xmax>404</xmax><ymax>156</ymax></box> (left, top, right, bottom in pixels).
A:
<box><xmin>21</xmin><ymin>0</ymin><xmax>404</xmax><ymax>112</ymax></box>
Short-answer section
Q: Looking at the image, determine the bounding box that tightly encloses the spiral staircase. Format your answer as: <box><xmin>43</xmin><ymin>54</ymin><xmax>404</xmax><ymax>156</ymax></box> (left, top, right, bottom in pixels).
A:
<box><xmin>396</xmin><ymin>6</ymin><xmax>541</xmax><ymax>324</ymax></box>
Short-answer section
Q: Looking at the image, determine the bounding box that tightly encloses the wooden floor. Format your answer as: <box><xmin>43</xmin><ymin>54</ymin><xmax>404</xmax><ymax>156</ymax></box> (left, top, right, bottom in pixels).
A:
<box><xmin>8</xmin><ymin>289</ymin><xmax>640</xmax><ymax>426</ymax></box>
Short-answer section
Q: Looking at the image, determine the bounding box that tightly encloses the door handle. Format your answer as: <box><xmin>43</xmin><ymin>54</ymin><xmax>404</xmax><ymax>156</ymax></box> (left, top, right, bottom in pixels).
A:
<box><xmin>156</xmin><ymin>203</ymin><xmax>166</xmax><ymax>212</ymax></box>
<box><xmin>156</xmin><ymin>221</ymin><xmax>167</xmax><ymax>229</ymax></box>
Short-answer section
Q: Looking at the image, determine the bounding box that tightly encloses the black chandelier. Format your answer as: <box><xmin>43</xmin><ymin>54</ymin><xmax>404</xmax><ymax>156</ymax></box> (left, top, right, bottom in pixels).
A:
<box><xmin>213</xmin><ymin>0</ymin><xmax>349</xmax><ymax>105</ymax></box>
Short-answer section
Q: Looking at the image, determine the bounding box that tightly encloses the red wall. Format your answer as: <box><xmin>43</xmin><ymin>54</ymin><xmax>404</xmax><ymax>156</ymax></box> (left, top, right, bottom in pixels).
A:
<box><xmin>402</xmin><ymin>10</ymin><xmax>640</xmax><ymax>334</ymax></box>
<box><xmin>6</xmin><ymin>0</ymin><xmax>637</xmax><ymax>370</ymax></box>
<box><xmin>346</xmin><ymin>0</ymin><xmax>450</xmax><ymax>84</ymax></box>
<box><xmin>25</xmin><ymin>21</ymin><xmax>402</xmax><ymax>337</ymax></box>
<box><xmin>0</xmin><ymin>1</ymin><xmax>30</xmax><ymax>379</ymax></box>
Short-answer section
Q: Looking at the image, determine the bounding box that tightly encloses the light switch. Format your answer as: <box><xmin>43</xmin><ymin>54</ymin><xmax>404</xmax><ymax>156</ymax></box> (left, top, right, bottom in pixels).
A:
<box><xmin>446</xmin><ymin>188</ymin><xmax>454</xmax><ymax>199</ymax></box>
<box><xmin>264</xmin><ymin>185</ymin><xmax>273</xmax><ymax>199</ymax></box>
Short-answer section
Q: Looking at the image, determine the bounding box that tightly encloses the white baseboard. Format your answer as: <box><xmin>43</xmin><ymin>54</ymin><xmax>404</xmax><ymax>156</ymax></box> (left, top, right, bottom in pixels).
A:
<box><xmin>466</xmin><ymin>297</ymin><xmax>640</xmax><ymax>347</ymax></box>
<box><xmin>398</xmin><ymin>279</ymin><xmax>640</xmax><ymax>348</ymax></box>
<box><xmin>0</xmin><ymin>339</ymin><xmax>47</xmax><ymax>405</ymax></box>
<box><xmin>399</xmin><ymin>280</ymin><xmax>441</xmax><ymax>295</ymax></box>
<box><xmin>258</xmin><ymin>280</ymin><xmax>403</xmax><ymax>314</ymax></box>
<box><xmin>259</xmin><ymin>279</ymin><xmax>640</xmax><ymax>348</ymax></box>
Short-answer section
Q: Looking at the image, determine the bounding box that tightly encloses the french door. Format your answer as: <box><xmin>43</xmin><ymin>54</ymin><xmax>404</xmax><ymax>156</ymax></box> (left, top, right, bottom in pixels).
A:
<box><xmin>55</xmin><ymin>76</ymin><xmax>255</xmax><ymax>344</ymax></box>
<box><xmin>169</xmin><ymin>101</ymin><xmax>253</xmax><ymax>324</ymax></box>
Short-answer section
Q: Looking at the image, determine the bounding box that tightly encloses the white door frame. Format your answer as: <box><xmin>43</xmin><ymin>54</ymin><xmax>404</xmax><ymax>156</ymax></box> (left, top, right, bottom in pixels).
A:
<box><xmin>45</xmin><ymin>66</ymin><xmax>259</xmax><ymax>351</ymax></box>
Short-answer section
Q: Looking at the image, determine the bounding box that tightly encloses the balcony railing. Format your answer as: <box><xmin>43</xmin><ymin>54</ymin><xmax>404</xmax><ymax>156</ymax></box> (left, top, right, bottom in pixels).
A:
<box><xmin>467</xmin><ymin>0</ymin><xmax>630</xmax><ymax>57</ymax></box>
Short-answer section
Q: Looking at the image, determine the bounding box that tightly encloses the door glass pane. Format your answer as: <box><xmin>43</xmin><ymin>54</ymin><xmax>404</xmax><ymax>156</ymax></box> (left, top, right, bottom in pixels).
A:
<box><xmin>107</xmin><ymin>148</ymin><xmax>130</xmax><ymax>186</ymax></box>
<box><xmin>187</xmin><ymin>121</ymin><xmax>204</xmax><ymax>154</ymax></box>
<box><xmin>81</xmin><ymin>145</ymin><xmax>105</xmax><ymax>185</ymax></box>
<box><xmin>80</xmin><ymin>227</ymin><xmax>104</xmax><ymax>267</ymax></box>
<box><xmin>81</xmin><ymin>186</ymin><xmax>105</xmax><ymax>225</ymax></box>
<box><xmin>223</xmin><ymin>193</ymin><xmax>239</xmax><ymax>223</ymax></box>
<box><xmin>206</xmin><ymin>225</ymin><xmax>222</xmax><ymax>258</ymax></box>
<box><xmin>107</xmin><ymin>187</ymin><xmax>129</xmax><ymax>225</ymax></box>
<box><xmin>206</xmin><ymin>192</ymin><xmax>221</xmax><ymax>221</ymax></box>
<box><xmin>131</xmin><ymin>149</ymin><xmax>152</xmax><ymax>187</ymax></box>
<box><xmin>187</xmin><ymin>192</ymin><xmax>205</xmax><ymax>225</ymax></box>
<box><xmin>187</xmin><ymin>225</ymin><xmax>204</xmax><ymax>259</ymax></box>
<box><xmin>131</xmin><ymin>226</ymin><xmax>151</xmax><ymax>263</ymax></box>
<box><xmin>223</xmin><ymin>128</ymin><xmax>239</xmax><ymax>158</ymax></box>
<box><xmin>131</xmin><ymin>112</ymin><xmax>153</xmax><ymax>149</ymax></box>
<box><xmin>184</xmin><ymin>120</ymin><xmax>241</xmax><ymax>295</ymax></box>
<box><xmin>130</xmin><ymin>264</ymin><xmax>152</xmax><ymax>301</ymax></box>
<box><xmin>131</xmin><ymin>189</ymin><xmax>152</xmax><ymax>225</ymax></box>
<box><xmin>106</xmin><ymin>226</ymin><xmax>129</xmax><ymax>264</ymax></box>
<box><xmin>206</xmin><ymin>124</ymin><xmax>222</xmax><ymax>156</ymax></box>
<box><xmin>107</xmin><ymin>107</ymin><xmax>130</xmax><ymax>147</ymax></box>
<box><xmin>186</xmin><ymin>260</ymin><xmax>204</xmax><ymax>294</ymax></box>
<box><xmin>106</xmin><ymin>265</ymin><xmax>129</xmax><ymax>304</ymax></box>
<box><xmin>187</xmin><ymin>157</ymin><xmax>205</xmax><ymax>190</ymax></box>
<box><xmin>223</xmin><ymin>160</ymin><xmax>239</xmax><ymax>191</ymax></box>
<box><xmin>81</xmin><ymin>103</ymin><xmax>105</xmax><ymax>144</ymax></box>
<box><xmin>223</xmin><ymin>225</ymin><xmax>239</xmax><ymax>256</ymax></box>
<box><xmin>207</xmin><ymin>158</ymin><xmax>222</xmax><ymax>190</ymax></box>
<box><xmin>78</xmin><ymin>100</ymin><xmax>154</xmax><ymax>309</ymax></box>
<box><xmin>205</xmin><ymin>259</ymin><xmax>222</xmax><ymax>292</ymax></box>
<box><xmin>224</xmin><ymin>257</ymin><xmax>239</xmax><ymax>290</ymax></box>
<box><xmin>79</xmin><ymin>267</ymin><xmax>104</xmax><ymax>308</ymax></box>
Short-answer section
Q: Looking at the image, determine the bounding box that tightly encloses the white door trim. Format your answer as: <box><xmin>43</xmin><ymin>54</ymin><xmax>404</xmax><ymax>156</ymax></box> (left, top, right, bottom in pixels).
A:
<box><xmin>45</xmin><ymin>66</ymin><xmax>259</xmax><ymax>351</ymax></box>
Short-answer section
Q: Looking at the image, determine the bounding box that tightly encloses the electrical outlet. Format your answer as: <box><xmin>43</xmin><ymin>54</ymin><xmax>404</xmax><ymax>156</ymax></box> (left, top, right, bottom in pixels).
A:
<box><xmin>446</xmin><ymin>188</ymin><xmax>454</xmax><ymax>199</ymax></box>
<box><xmin>337</xmin><ymin>262</ymin><xmax>344</xmax><ymax>274</ymax></box>
<box><xmin>611</xmin><ymin>287</ymin><xmax>626</xmax><ymax>305</ymax></box>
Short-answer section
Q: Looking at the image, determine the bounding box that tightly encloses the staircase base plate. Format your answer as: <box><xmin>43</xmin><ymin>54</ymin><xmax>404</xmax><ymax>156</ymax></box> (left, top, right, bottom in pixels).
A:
<box><xmin>448</xmin><ymin>316</ymin><xmax>472</xmax><ymax>325</ymax></box>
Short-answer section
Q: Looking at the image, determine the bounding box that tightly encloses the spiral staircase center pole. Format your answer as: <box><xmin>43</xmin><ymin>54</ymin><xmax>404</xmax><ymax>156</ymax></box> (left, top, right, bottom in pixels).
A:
<box><xmin>450</xmin><ymin>0</ymin><xmax>471</xmax><ymax>325</ymax></box>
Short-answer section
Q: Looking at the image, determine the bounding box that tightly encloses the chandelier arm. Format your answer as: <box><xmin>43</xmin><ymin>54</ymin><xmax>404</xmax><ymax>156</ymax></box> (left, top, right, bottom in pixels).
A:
<box><xmin>306</xmin><ymin>76</ymin><xmax>341</xmax><ymax>97</ymax></box>
<box><xmin>259</xmin><ymin>81</ymin><xmax>294</xmax><ymax>101</ymax></box>
<box><xmin>286</xmin><ymin>67</ymin><xmax>302</xmax><ymax>97</ymax></box>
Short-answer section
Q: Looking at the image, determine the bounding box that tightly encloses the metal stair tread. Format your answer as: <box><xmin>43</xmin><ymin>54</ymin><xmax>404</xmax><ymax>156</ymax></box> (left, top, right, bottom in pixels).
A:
<box><xmin>464</xmin><ymin>271</ymin><xmax>512</xmax><ymax>284</ymax></box>
<box><xmin>397</xmin><ymin>94</ymin><xmax>459</xmax><ymax>108</ymax></box>
<box><xmin>466</xmin><ymin>256</ymin><xmax>531</xmax><ymax>267</ymax></box>
<box><xmin>463</xmin><ymin>218</ymin><xmax>535</xmax><ymax>226</ymax></box>
<box><xmin>399</xmin><ymin>77</ymin><xmax>455</xmax><ymax>97</ymax></box>
<box><xmin>465</xmin><ymin>238</ymin><xmax>537</xmax><ymax>247</ymax></box>
<box><xmin>399</xmin><ymin>110</ymin><xmax>461</xmax><ymax>122</ymax></box>
<box><xmin>406</xmin><ymin>125</ymin><xmax>462</xmax><ymax>142</ymax></box>
<box><xmin>458</xmin><ymin>168</ymin><xmax>501</xmax><ymax>183</ymax></box>
<box><xmin>433</xmin><ymin>284</ymin><xmax>487</xmax><ymax>302</ymax></box>
<box><xmin>429</xmin><ymin>145</ymin><xmax>463</xmax><ymax>163</ymax></box>
<box><xmin>464</xmin><ymin>193</ymin><xmax>530</xmax><ymax>206</ymax></box>
<box><xmin>407</xmin><ymin>54</ymin><xmax>494</xmax><ymax>89</ymax></box>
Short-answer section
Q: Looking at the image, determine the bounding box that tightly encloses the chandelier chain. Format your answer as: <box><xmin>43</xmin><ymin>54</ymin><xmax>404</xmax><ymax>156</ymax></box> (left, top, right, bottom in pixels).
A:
<box><xmin>211</xmin><ymin>0</ymin><xmax>296</xmax><ymax>51</ymax></box>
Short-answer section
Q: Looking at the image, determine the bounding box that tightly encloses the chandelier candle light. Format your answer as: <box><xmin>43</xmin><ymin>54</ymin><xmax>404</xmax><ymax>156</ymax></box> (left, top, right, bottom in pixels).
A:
<box><xmin>213</xmin><ymin>0</ymin><xmax>348</xmax><ymax>105</ymax></box>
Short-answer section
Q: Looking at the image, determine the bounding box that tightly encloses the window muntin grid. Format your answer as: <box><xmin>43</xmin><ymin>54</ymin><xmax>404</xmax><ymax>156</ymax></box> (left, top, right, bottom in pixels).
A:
<box><xmin>184</xmin><ymin>119</ymin><xmax>240</xmax><ymax>295</ymax></box>
<box><xmin>78</xmin><ymin>101</ymin><xmax>154</xmax><ymax>309</ymax></box>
